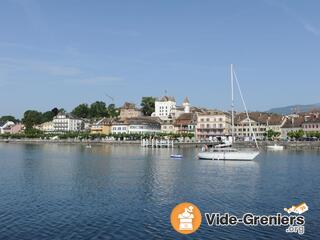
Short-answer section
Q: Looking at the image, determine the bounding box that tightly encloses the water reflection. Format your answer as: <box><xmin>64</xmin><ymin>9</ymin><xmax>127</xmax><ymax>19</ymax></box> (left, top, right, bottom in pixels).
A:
<box><xmin>0</xmin><ymin>143</ymin><xmax>318</xmax><ymax>239</ymax></box>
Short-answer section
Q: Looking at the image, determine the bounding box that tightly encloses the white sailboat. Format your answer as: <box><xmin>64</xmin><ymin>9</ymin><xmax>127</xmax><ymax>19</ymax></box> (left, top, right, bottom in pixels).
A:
<box><xmin>198</xmin><ymin>64</ymin><xmax>260</xmax><ymax>161</ymax></box>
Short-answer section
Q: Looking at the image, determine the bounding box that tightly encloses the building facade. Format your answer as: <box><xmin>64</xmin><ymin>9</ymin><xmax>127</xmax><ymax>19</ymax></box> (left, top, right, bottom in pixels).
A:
<box><xmin>153</xmin><ymin>96</ymin><xmax>176</xmax><ymax>120</ymax></box>
<box><xmin>0</xmin><ymin>121</ymin><xmax>15</xmax><ymax>134</ymax></box>
<box><xmin>196</xmin><ymin>111</ymin><xmax>231</xmax><ymax>140</ymax></box>
<box><xmin>90</xmin><ymin>118</ymin><xmax>113</xmax><ymax>135</ymax></box>
<box><xmin>35</xmin><ymin>121</ymin><xmax>54</xmax><ymax>133</ymax></box>
<box><xmin>52</xmin><ymin>113</ymin><xmax>83</xmax><ymax>132</ymax></box>
<box><xmin>302</xmin><ymin>112</ymin><xmax>320</xmax><ymax>133</ymax></box>
<box><xmin>111</xmin><ymin>117</ymin><xmax>161</xmax><ymax>135</ymax></box>
<box><xmin>119</xmin><ymin>102</ymin><xmax>142</xmax><ymax>120</ymax></box>
<box><xmin>235</xmin><ymin>112</ymin><xmax>285</xmax><ymax>140</ymax></box>
<box><xmin>174</xmin><ymin>113</ymin><xmax>196</xmax><ymax>134</ymax></box>
<box><xmin>111</xmin><ymin>121</ymin><xmax>128</xmax><ymax>134</ymax></box>
<box><xmin>280</xmin><ymin>115</ymin><xmax>304</xmax><ymax>139</ymax></box>
<box><xmin>161</xmin><ymin>119</ymin><xmax>175</xmax><ymax>133</ymax></box>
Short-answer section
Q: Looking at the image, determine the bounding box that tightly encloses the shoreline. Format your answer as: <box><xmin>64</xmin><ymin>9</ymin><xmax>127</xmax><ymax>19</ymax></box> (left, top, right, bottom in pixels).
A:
<box><xmin>1</xmin><ymin>138</ymin><xmax>320</xmax><ymax>150</ymax></box>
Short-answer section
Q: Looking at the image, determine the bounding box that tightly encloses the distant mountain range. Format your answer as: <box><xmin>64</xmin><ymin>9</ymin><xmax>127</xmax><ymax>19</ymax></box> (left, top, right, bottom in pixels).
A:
<box><xmin>267</xmin><ymin>103</ymin><xmax>320</xmax><ymax>115</ymax></box>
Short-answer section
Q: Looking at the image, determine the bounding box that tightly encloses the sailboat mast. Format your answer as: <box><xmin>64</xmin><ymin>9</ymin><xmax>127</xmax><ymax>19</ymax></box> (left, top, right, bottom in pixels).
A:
<box><xmin>233</xmin><ymin>67</ymin><xmax>260</xmax><ymax>150</ymax></box>
<box><xmin>231</xmin><ymin>64</ymin><xmax>235</xmax><ymax>141</ymax></box>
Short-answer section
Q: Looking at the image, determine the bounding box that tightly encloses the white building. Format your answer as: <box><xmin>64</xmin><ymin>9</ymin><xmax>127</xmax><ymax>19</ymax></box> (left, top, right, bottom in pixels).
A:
<box><xmin>111</xmin><ymin>117</ymin><xmax>161</xmax><ymax>134</ymax></box>
<box><xmin>111</xmin><ymin>122</ymin><xmax>129</xmax><ymax>134</ymax></box>
<box><xmin>153</xmin><ymin>96</ymin><xmax>176</xmax><ymax>120</ymax></box>
<box><xmin>153</xmin><ymin>96</ymin><xmax>192</xmax><ymax>120</ymax></box>
<box><xmin>127</xmin><ymin>117</ymin><xmax>161</xmax><ymax>134</ymax></box>
<box><xmin>52</xmin><ymin>113</ymin><xmax>83</xmax><ymax>132</ymax></box>
<box><xmin>0</xmin><ymin>121</ymin><xmax>15</xmax><ymax>134</ymax></box>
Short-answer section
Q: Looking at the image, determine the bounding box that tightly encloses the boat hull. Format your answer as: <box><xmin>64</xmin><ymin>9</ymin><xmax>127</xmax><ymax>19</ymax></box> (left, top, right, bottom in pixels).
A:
<box><xmin>198</xmin><ymin>151</ymin><xmax>259</xmax><ymax>161</ymax></box>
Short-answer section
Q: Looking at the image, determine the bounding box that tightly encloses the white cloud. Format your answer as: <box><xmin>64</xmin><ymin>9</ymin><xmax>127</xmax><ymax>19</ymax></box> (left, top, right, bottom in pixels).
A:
<box><xmin>303</xmin><ymin>23</ymin><xmax>320</xmax><ymax>36</ymax></box>
<box><xmin>0</xmin><ymin>57</ymin><xmax>82</xmax><ymax>76</ymax></box>
<box><xmin>76</xmin><ymin>76</ymin><xmax>124</xmax><ymax>85</ymax></box>
<box><xmin>262</xmin><ymin>0</ymin><xmax>319</xmax><ymax>37</ymax></box>
<box><xmin>0</xmin><ymin>57</ymin><xmax>124</xmax><ymax>87</ymax></box>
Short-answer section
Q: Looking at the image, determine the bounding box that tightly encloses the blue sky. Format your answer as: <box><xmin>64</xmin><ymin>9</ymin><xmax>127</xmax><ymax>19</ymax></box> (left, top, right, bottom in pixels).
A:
<box><xmin>0</xmin><ymin>0</ymin><xmax>320</xmax><ymax>117</ymax></box>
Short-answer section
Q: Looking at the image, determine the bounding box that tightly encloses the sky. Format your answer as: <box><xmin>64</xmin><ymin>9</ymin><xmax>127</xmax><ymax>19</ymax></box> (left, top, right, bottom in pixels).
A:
<box><xmin>0</xmin><ymin>0</ymin><xmax>320</xmax><ymax>118</ymax></box>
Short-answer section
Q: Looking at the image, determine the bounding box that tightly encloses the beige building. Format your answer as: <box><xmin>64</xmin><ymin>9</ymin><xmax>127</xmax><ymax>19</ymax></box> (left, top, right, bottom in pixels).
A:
<box><xmin>196</xmin><ymin>110</ymin><xmax>231</xmax><ymax>140</ymax></box>
<box><xmin>161</xmin><ymin>119</ymin><xmax>175</xmax><ymax>133</ymax></box>
<box><xmin>302</xmin><ymin>112</ymin><xmax>320</xmax><ymax>133</ymax></box>
<box><xmin>90</xmin><ymin>118</ymin><xmax>113</xmax><ymax>135</ymax></box>
<box><xmin>35</xmin><ymin>121</ymin><xmax>54</xmax><ymax>133</ymax></box>
<box><xmin>280</xmin><ymin>115</ymin><xmax>304</xmax><ymax>139</ymax></box>
<box><xmin>119</xmin><ymin>102</ymin><xmax>142</xmax><ymax>120</ymax></box>
<box><xmin>174</xmin><ymin>113</ymin><xmax>196</xmax><ymax>134</ymax></box>
<box><xmin>235</xmin><ymin>112</ymin><xmax>285</xmax><ymax>140</ymax></box>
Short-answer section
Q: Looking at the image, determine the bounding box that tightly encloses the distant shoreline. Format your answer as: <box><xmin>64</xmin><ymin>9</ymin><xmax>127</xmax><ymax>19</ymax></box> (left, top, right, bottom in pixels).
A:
<box><xmin>1</xmin><ymin>139</ymin><xmax>320</xmax><ymax>150</ymax></box>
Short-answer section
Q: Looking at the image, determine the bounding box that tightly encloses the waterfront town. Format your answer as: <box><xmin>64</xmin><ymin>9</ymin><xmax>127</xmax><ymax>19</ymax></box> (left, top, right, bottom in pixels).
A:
<box><xmin>1</xmin><ymin>95</ymin><xmax>320</xmax><ymax>142</ymax></box>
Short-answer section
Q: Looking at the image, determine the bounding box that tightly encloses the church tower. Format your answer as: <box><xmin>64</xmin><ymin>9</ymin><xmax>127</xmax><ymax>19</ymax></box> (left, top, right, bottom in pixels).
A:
<box><xmin>182</xmin><ymin>97</ymin><xmax>190</xmax><ymax>113</ymax></box>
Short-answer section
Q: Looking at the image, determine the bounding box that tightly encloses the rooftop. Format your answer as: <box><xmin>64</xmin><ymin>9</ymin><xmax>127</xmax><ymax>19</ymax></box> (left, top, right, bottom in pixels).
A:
<box><xmin>121</xmin><ymin>102</ymin><xmax>137</xmax><ymax>109</ymax></box>
<box><xmin>235</xmin><ymin>112</ymin><xmax>284</xmax><ymax>125</ymax></box>
<box><xmin>157</xmin><ymin>96</ymin><xmax>176</xmax><ymax>102</ymax></box>
<box><xmin>183</xmin><ymin>96</ymin><xmax>190</xmax><ymax>104</ymax></box>
<box><xmin>282</xmin><ymin>116</ymin><xmax>305</xmax><ymax>128</ymax></box>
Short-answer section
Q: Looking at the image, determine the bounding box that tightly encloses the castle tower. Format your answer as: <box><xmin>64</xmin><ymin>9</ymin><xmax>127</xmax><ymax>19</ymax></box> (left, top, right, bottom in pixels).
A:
<box><xmin>182</xmin><ymin>97</ymin><xmax>190</xmax><ymax>113</ymax></box>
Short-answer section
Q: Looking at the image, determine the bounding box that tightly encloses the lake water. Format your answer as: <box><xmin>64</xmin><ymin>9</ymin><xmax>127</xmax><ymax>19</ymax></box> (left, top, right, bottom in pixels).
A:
<box><xmin>0</xmin><ymin>143</ymin><xmax>319</xmax><ymax>239</ymax></box>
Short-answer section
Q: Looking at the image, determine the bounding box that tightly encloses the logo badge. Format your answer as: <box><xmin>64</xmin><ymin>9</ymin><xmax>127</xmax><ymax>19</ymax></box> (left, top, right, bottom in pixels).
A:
<box><xmin>170</xmin><ymin>202</ymin><xmax>202</xmax><ymax>234</ymax></box>
<box><xmin>284</xmin><ymin>202</ymin><xmax>308</xmax><ymax>214</ymax></box>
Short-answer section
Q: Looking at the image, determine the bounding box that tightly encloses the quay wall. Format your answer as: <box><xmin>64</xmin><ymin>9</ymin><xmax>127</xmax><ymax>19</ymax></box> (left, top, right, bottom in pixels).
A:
<box><xmin>1</xmin><ymin>138</ymin><xmax>320</xmax><ymax>150</ymax></box>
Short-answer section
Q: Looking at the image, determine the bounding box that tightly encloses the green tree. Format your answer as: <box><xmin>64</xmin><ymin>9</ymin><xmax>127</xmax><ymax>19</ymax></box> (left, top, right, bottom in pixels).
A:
<box><xmin>59</xmin><ymin>108</ymin><xmax>66</xmax><ymax>114</ymax></box>
<box><xmin>41</xmin><ymin>111</ymin><xmax>55</xmax><ymax>123</ymax></box>
<box><xmin>107</xmin><ymin>104</ymin><xmax>119</xmax><ymax>118</ymax></box>
<box><xmin>89</xmin><ymin>101</ymin><xmax>108</xmax><ymax>118</ymax></box>
<box><xmin>51</xmin><ymin>107</ymin><xmax>59</xmax><ymax>116</ymax></box>
<box><xmin>141</xmin><ymin>97</ymin><xmax>155</xmax><ymax>116</ymax></box>
<box><xmin>0</xmin><ymin>115</ymin><xmax>18</xmax><ymax>123</ymax></box>
<box><xmin>22</xmin><ymin>110</ymin><xmax>43</xmax><ymax>129</ymax></box>
<box><xmin>72</xmin><ymin>103</ymin><xmax>90</xmax><ymax>118</ymax></box>
<box><xmin>287</xmin><ymin>129</ymin><xmax>305</xmax><ymax>140</ymax></box>
<box><xmin>265</xmin><ymin>129</ymin><xmax>281</xmax><ymax>140</ymax></box>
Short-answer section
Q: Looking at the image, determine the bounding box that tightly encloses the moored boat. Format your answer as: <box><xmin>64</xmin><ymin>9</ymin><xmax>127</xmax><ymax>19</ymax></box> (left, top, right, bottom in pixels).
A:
<box><xmin>267</xmin><ymin>144</ymin><xmax>284</xmax><ymax>151</ymax></box>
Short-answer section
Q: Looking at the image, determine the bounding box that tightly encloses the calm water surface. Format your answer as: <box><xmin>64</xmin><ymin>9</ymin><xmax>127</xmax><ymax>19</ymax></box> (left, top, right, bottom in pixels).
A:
<box><xmin>0</xmin><ymin>143</ymin><xmax>319</xmax><ymax>239</ymax></box>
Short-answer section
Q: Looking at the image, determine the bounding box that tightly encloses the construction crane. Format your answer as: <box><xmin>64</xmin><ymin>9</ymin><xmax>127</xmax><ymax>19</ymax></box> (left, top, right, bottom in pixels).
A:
<box><xmin>105</xmin><ymin>93</ymin><xmax>114</xmax><ymax>104</ymax></box>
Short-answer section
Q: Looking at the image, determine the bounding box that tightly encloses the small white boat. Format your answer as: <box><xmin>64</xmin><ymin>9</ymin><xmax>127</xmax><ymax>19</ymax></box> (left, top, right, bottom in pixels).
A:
<box><xmin>171</xmin><ymin>154</ymin><xmax>183</xmax><ymax>159</ymax></box>
<box><xmin>267</xmin><ymin>144</ymin><xmax>284</xmax><ymax>151</ymax></box>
